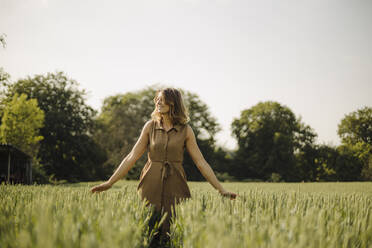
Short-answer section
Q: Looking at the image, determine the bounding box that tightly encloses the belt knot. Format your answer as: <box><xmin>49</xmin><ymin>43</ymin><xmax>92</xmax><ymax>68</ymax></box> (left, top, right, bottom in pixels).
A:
<box><xmin>161</xmin><ymin>160</ymin><xmax>172</xmax><ymax>181</ymax></box>
<box><xmin>150</xmin><ymin>159</ymin><xmax>182</xmax><ymax>181</ymax></box>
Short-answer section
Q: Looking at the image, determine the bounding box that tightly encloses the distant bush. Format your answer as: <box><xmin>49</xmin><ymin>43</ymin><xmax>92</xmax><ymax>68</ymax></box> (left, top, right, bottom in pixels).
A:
<box><xmin>215</xmin><ymin>172</ymin><xmax>235</xmax><ymax>182</ymax></box>
<box><xmin>32</xmin><ymin>163</ymin><xmax>48</xmax><ymax>184</ymax></box>
<box><xmin>241</xmin><ymin>178</ymin><xmax>264</xmax><ymax>182</ymax></box>
<box><xmin>268</xmin><ymin>173</ymin><xmax>283</xmax><ymax>182</ymax></box>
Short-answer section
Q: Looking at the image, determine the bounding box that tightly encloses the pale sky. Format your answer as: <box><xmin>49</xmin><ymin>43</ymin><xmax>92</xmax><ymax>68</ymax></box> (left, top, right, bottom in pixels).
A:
<box><xmin>1</xmin><ymin>0</ymin><xmax>371</xmax><ymax>149</ymax></box>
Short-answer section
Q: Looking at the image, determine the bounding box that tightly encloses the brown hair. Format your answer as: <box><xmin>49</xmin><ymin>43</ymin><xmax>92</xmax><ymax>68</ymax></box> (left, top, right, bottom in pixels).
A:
<box><xmin>151</xmin><ymin>88</ymin><xmax>189</xmax><ymax>125</ymax></box>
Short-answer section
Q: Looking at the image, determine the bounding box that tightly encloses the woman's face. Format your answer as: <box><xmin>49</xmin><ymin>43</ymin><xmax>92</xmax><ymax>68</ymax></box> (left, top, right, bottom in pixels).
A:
<box><xmin>155</xmin><ymin>92</ymin><xmax>170</xmax><ymax>114</ymax></box>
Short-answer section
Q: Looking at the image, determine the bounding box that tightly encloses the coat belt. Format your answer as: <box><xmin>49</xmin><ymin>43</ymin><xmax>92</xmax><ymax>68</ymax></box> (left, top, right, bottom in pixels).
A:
<box><xmin>152</xmin><ymin>160</ymin><xmax>182</xmax><ymax>181</ymax></box>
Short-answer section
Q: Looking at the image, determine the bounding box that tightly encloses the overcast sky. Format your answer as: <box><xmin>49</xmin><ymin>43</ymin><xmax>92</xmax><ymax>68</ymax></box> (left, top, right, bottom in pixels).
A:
<box><xmin>1</xmin><ymin>0</ymin><xmax>371</xmax><ymax>149</ymax></box>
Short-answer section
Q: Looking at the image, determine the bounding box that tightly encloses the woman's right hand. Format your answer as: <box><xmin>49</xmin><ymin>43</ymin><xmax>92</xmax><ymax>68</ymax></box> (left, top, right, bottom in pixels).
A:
<box><xmin>220</xmin><ymin>190</ymin><xmax>237</xmax><ymax>200</ymax></box>
<box><xmin>90</xmin><ymin>181</ymin><xmax>112</xmax><ymax>193</ymax></box>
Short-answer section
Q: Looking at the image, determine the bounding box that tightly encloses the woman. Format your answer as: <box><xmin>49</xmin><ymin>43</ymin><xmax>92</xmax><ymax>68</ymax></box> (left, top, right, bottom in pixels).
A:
<box><xmin>90</xmin><ymin>88</ymin><xmax>237</xmax><ymax>245</ymax></box>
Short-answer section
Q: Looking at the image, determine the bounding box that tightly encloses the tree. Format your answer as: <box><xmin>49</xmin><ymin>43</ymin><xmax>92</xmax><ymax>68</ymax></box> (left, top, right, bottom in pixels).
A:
<box><xmin>309</xmin><ymin>144</ymin><xmax>363</xmax><ymax>181</ymax></box>
<box><xmin>338</xmin><ymin>106</ymin><xmax>372</xmax><ymax>180</ymax></box>
<box><xmin>211</xmin><ymin>147</ymin><xmax>236</xmax><ymax>181</ymax></box>
<box><xmin>0</xmin><ymin>68</ymin><xmax>11</xmax><ymax>112</ymax></box>
<box><xmin>231</xmin><ymin>101</ymin><xmax>317</xmax><ymax>181</ymax></box>
<box><xmin>0</xmin><ymin>72</ymin><xmax>107</xmax><ymax>181</ymax></box>
<box><xmin>294</xmin><ymin>143</ymin><xmax>319</xmax><ymax>181</ymax></box>
<box><xmin>182</xmin><ymin>91</ymin><xmax>221</xmax><ymax>180</ymax></box>
<box><xmin>0</xmin><ymin>68</ymin><xmax>10</xmax><ymax>84</ymax></box>
<box><xmin>335</xmin><ymin>145</ymin><xmax>363</xmax><ymax>181</ymax></box>
<box><xmin>94</xmin><ymin>86</ymin><xmax>221</xmax><ymax>181</ymax></box>
<box><xmin>338</xmin><ymin>106</ymin><xmax>372</xmax><ymax>145</ymax></box>
<box><xmin>94</xmin><ymin>88</ymin><xmax>155</xmax><ymax>179</ymax></box>
<box><xmin>0</xmin><ymin>93</ymin><xmax>44</xmax><ymax>158</ymax></box>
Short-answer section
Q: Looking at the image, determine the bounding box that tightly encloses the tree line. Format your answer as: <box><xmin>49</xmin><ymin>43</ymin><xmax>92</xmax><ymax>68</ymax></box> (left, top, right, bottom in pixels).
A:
<box><xmin>0</xmin><ymin>69</ymin><xmax>371</xmax><ymax>183</ymax></box>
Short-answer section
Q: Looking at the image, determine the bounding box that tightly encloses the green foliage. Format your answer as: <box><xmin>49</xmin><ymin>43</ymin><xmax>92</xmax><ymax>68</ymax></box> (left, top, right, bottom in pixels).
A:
<box><xmin>311</xmin><ymin>144</ymin><xmax>362</xmax><ymax>181</ymax></box>
<box><xmin>0</xmin><ymin>93</ymin><xmax>44</xmax><ymax>158</ymax></box>
<box><xmin>1</xmin><ymin>67</ymin><xmax>367</xmax><ymax>183</ymax></box>
<box><xmin>31</xmin><ymin>162</ymin><xmax>49</xmax><ymax>184</ymax></box>
<box><xmin>0</xmin><ymin>72</ymin><xmax>107</xmax><ymax>181</ymax></box>
<box><xmin>182</xmin><ymin>90</ymin><xmax>221</xmax><ymax>181</ymax></box>
<box><xmin>210</xmin><ymin>147</ymin><xmax>235</xmax><ymax>179</ymax></box>
<box><xmin>312</xmin><ymin>145</ymin><xmax>338</xmax><ymax>181</ymax></box>
<box><xmin>1</xmin><ymin>181</ymin><xmax>371</xmax><ymax>247</ymax></box>
<box><xmin>183</xmin><ymin>91</ymin><xmax>221</xmax><ymax>141</ymax></box>
<box><xmin>94</xmin><ymin>87</ymin><xmax>158</xmax><ymax>179</ymax></box>
<box><xmin>268</xmin><ymin>172</ymin><xmax>282</xmax><ymax>182</ymax></box>
<box><xmin>0</xmin><ymin>67</ymin><xmax>10</xmax><ymax>85</ymax></box>
<box><xmin>215</xmin><ymin>172</ymin><xmax>235</xmax><ymax>182</ymax></box>
<box><xmin>94</xmin><ymin>88</ymin><xmax>156</xmax><ymax>179</ymax></box>
<box><xmin>338</xmin><ymin>107</ymin><xmax>372</xmax><ymax>181</ymax></box>
<box><xmin>295</xmin><ymin>106</ymin><xmax>371</xmax><ymax>182</ymax></box>
<box><xmin>94</xmin><ymin>86</ymin><xmax>221</xmax><ymax>181</ymax></box>
<box><xmin>354</xmin><ymin>143</ymin><xmax>372</xmax><ymax>180</ymax></box>
<box><xmin>0</xmin><ymin>68</ymin><xmax>11</xmax><ymax>109</ymax></box>
<box><xmin>294</xmin><ymin>144</ymin><xmax>319</xmax><ymax>181</ymax></box>
<box><xmin>231</xmin><ymin>101</ymin><xmax>317</xmax><ymax>181</ymax></box>
<box><xmin>338</xmin><ymin>106</ymin><xmax>372</xmax><ymax>145</ymax></box>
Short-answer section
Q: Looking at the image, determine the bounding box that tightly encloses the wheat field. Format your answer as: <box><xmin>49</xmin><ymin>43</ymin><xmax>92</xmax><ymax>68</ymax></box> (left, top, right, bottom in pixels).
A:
<box><xmin>1</xmin><ymin>181</ymin><xmax>371</xmax><ymax>248</ymax></box>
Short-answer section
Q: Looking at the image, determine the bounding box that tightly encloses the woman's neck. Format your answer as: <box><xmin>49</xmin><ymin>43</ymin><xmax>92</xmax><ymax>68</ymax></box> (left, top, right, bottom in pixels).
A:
<box><xmin>161</xmin><ymin>114</ymin><xmax>173</xmax><ymax>128</ymax></box>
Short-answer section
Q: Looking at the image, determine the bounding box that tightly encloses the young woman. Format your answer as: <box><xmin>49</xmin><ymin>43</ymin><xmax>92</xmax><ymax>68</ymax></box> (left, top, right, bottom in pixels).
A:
<box><xmin>90</xmin><ymin>88</ymin><xmax>237</xmax><ymax>245</ymax></box>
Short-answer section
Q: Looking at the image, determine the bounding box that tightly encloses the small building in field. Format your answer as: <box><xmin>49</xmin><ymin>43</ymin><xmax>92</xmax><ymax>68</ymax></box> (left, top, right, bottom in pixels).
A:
<box><xmin>0</xmin><ymin>144</ymin><xmax>32</xmax><ymax>184</ymax></box>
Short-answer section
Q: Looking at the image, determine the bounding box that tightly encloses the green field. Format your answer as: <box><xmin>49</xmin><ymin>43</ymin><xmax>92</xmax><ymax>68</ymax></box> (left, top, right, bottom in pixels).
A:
<box><xmin>1</xmin><ymin>181</ymin><xmax>371</xmax><ymax>248</ymax></box>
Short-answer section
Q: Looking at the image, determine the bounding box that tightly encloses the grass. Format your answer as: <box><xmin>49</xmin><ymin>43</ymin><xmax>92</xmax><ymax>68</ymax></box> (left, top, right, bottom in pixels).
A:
<box><xmin>1</xmin><ymin>181</ymin><xmax>371</xmax><ymax>247</ymax></box>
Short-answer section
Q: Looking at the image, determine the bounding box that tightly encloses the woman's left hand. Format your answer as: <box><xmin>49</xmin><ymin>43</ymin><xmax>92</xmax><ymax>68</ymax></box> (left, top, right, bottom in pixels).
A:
<box><xmin>90</xmin><ymin>181</ymin><xmax>112</xmax><ymax>193</ymax></box>
<box><xmin>220</xmin><ymin>190</ymin><xmax>237</xmax><ymax>200</ymax></box>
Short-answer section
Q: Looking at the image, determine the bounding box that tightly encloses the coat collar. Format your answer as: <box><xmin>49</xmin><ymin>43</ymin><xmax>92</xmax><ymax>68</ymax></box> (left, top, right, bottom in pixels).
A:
<box><xmin>154</xmin><ymin>120</ymin><xmax>181</xmax><ymax>132</ymax></box>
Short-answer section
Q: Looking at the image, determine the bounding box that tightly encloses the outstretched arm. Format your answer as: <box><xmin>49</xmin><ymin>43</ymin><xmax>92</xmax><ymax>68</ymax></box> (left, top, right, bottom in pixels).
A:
<box><xmin>90</xmin><ymin>120</ymin><xmax>152</xmax><ymax>193</ymax></box>
<box><xmin>185</xmin><ymin>125</ymin><xmax>237</xmax><ymax>199</ymax></box>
